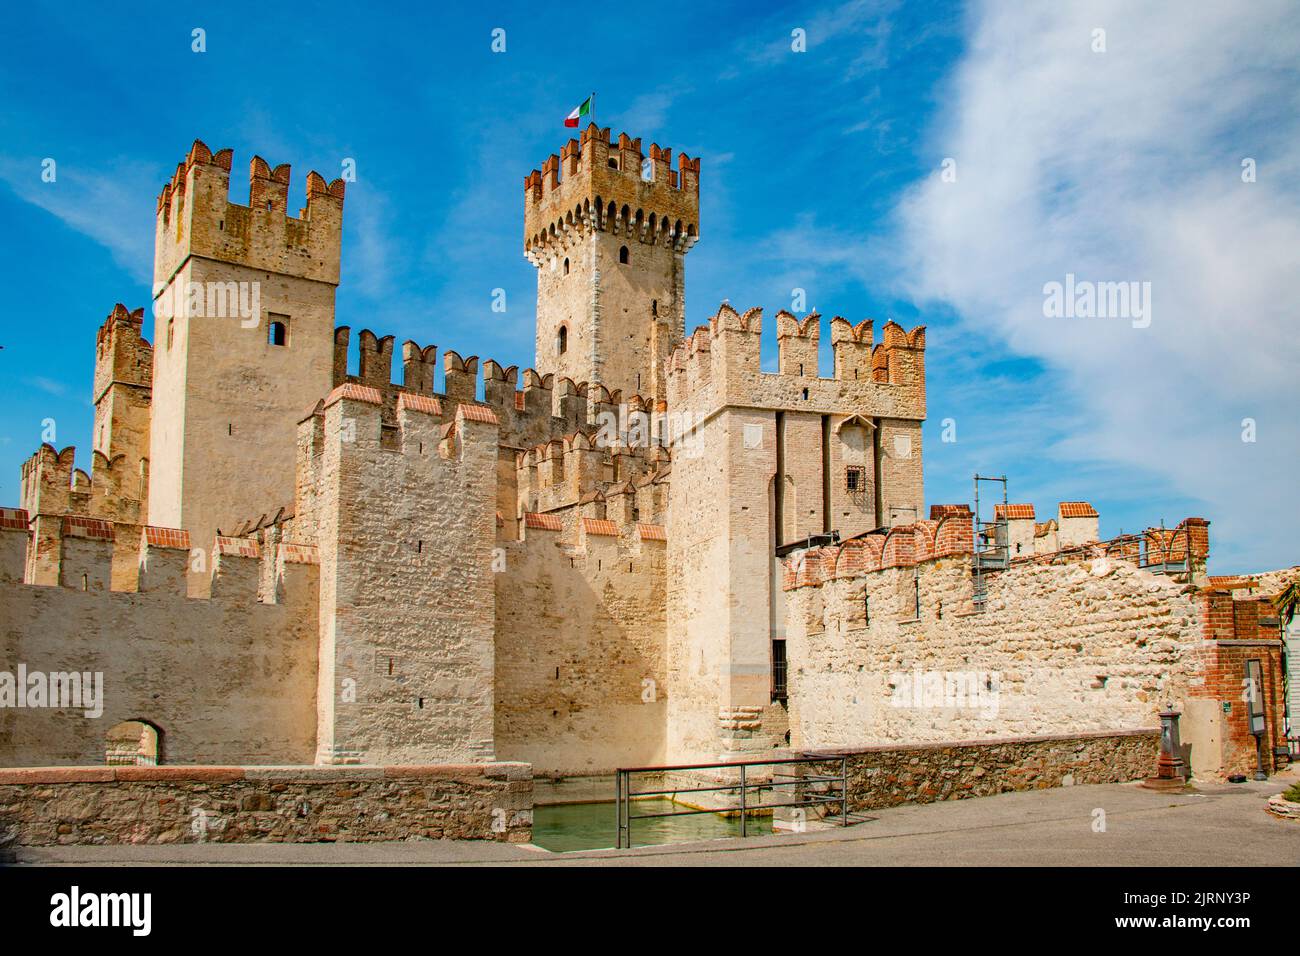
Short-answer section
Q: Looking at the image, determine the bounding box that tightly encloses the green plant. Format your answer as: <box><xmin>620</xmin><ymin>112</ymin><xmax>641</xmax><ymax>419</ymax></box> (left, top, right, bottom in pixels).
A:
<box><xmin>1275</xmin><ymin>578</ymin><xmax>1300</xmax><ymax>627</ymax></box>
<box><xmin>1283</xmin><ymin>782</ymin><xmax>1300</xmax><ymax>803</ymax></box>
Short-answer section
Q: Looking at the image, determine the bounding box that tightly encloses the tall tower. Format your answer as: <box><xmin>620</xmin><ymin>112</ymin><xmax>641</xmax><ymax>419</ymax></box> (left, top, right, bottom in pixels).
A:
<box><xmin>524</xmin><ymin>125</ymin><xmax>699</xmax><ymax>402</ymax></box>
<box><xmin>149</xmin><ymin>140</ymin><xmax>345</xmax><ymax>557</ymax></box>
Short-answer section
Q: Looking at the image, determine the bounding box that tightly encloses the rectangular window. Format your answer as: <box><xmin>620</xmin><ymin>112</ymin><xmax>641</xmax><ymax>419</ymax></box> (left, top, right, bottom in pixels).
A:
<box><xmin>771</xmin><ymin>640</ymin><xmax>788</xmax><ymax>701</ymax></box>
<box><xmin>845</xmin><ymin>465</ymin><xmax>866</xmax><ymax>493</ymax></box>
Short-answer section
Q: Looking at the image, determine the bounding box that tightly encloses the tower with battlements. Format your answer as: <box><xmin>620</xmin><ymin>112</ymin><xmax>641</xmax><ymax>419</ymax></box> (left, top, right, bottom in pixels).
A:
<box><xmin>663</xmin><ymin>304</ymin><xmax>928</xmax><ymax>763</ymax></box>
<box><xmin>524</xmin><ymin>125</ymin><xmax>699</xmax><ymax>403</ymax></box>
<box><xmin>149</xmin><ymin>141</ymin><xmax>345</xmax><ymax>559</ymax></box>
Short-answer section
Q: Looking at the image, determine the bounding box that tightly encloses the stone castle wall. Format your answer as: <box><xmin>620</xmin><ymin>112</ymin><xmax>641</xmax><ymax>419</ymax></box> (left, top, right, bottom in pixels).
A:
<box><xmin>0</xmin><ymin>526</ymin><xmax>319</xmax><ymax>767</ymax></box>
<box><xmin>784</xmin><ymin>553</ymin><xmax>1202</xmax><ymax>750</ymax></box>
<box><xmin>494</xmin><ymin>513</ymin><xmax>668</xmax><ymax>774</ymax></box>
<box><xmin>300</xmin><ymin>388</ymin><xmax>499</xmax><ymax>766</ymax></box>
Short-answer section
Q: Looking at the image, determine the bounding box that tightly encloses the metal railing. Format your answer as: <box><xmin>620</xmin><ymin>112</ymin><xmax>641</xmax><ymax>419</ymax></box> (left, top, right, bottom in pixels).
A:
<box><xmin>615</xmin><ymin>754</ymin><xmax>849</xmax><ymax>849</ymax></box>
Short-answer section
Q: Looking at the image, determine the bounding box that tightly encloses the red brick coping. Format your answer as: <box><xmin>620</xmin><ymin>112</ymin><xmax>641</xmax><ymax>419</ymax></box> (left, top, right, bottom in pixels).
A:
<box><xmin>0</xmin><ymin>763</ymin><xmax>530</xmax><ymax>785</ymax></box>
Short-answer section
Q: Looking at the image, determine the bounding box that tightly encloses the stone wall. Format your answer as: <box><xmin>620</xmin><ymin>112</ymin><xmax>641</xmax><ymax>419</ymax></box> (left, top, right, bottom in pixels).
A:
<box><xmin>804</xmin><ymin>729</ymin><xmax>1158</xmax><ymax>812</ymax></box>
<box><xmin>0</xmin><ymin>763</ymin><xmax>531</xmax><ymax>846</ymax></box>
<box><xmin>784</xmin><ymin>554</ymin><xmax>1202</xmax><ymax>751</ymax></box>
<box><xmin>494</xmin><ymin>513</ymin><xmax>667</xmax><ymax>774</ymax></box>
<box><xmin>0</xmin><ymin>537</ymin><xmax>318</xmax><ymax>767</ymax></box>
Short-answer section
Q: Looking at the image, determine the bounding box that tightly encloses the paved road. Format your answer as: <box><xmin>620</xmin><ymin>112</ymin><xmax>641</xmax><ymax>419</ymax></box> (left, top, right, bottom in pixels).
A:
<box><xmin>7</xmin><ymin>776</ymin><xmax>1299</xmax><ymax>867</ymax></box>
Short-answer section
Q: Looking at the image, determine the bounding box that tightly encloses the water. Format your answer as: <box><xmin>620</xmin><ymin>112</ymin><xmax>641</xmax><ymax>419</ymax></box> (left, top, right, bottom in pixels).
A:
<box><xmin>532</xmin><ymin>797</ymin><xmax>768</xmax><ymax>852</ymax></box>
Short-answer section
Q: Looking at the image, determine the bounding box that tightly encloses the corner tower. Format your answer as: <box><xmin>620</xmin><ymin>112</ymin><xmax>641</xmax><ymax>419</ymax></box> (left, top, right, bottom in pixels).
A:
<box><xmin>524</xmin><ymin>125</ymin><xmax>699</xmax><ymax>402</ymax></box>
<box><xmin>149</xmin><ymin>140</ymin><xmax>345</xmax><ymax>557</ymax></box>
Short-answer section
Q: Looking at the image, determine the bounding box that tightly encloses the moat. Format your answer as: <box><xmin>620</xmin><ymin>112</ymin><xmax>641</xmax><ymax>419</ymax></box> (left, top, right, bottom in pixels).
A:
<box><xmin>532</xmin><ymin>797</ymin><xmax>756</xmax><ymax>852</ymax></box>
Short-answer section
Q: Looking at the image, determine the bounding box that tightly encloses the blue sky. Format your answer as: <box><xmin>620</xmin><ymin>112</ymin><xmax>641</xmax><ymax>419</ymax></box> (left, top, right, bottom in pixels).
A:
<box><xmin>0</xmin><ymin>0</ymin><xmax>1296</xmax><ymax>572</ymax></box>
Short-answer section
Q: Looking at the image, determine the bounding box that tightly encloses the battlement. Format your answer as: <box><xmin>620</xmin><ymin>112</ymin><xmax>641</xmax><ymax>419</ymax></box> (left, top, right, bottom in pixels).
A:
<box><xmin>514</xmin><ymin>428</ymin><xmax>670</xmax><ymax>523</ymax></box>
<box><xmin>153</xmin><ymin>139</ymin><xmax>345</xmax><ymax>288</ymax></box>
<box><xmin>523</xmin><ymin>124</ymin><xmax>699</xmax><ymax>260</ymax></box>
<box><xmin>665</xmin><ymin>303</ymin><xmax>927</xmax><ymax>421</ymax></box>
<box><xmin>330</xmin><ymin>326</ymin><xmax>665</xmax><ymax>450</ymax></box>
<box><xmin>782</xmin><ymin>509</ymin><xmax>1210</xmax><ymax>591</ymax></box>
<box><xmin>297</xmin><ymin>382</ymin><xmax>501</xmax><ymax>477</ymax></box>
<box><xmin>0</xmin><ymin>506</ymin><xmax>317</xmax><ymax>607</ymax></box>
<box><xmin>20</xmin><ymin>444</ymin><xmax>145</xmax><ymax>528</ymax></box>
<box><xmin>93</xmin><ymin>304</ymin><xmax>152</xmax><ymax>400</ymax></box>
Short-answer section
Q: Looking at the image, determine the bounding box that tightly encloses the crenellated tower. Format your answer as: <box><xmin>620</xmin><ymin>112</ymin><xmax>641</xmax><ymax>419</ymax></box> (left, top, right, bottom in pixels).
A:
<box><xmin>524</xmin><ymin>124</ymin><xmax>699</xmax><ymax>403</ymax></box>
<box><xmin>149</xmin><ymin>140</ymin><xmax>345</xmax><ymax>558</ymax></box>
<box><xmin>662</xmin><ymin>303</ymin><xmax>927</xmax><ymax>765</ymax></box>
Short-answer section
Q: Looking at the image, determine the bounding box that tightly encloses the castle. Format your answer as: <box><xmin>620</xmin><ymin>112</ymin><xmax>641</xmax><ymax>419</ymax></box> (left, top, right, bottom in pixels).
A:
<box><xmin>0</xmin><ymin>126</ymin><xmax>1294</xmax><ymax>797</ymax></box>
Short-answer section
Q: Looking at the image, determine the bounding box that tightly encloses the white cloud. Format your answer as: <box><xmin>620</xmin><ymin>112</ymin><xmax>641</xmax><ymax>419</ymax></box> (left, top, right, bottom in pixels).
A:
<box><xmin>0</xmin><ymin>155</ymin><xmax>155</xmax><ymax>283</ymax></box>
<box><xmin>26</xmin><ymin>376</ymin><xmax>67</xmax><ymax>397</ymax></box>
<box><xmin>892</xmin><ymin>0</ymin><xmax>1300</xmax><ymax>571</ymax></box>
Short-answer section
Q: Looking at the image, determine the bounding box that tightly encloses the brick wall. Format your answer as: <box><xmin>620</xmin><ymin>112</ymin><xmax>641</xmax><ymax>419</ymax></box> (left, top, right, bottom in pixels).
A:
<box><xmin>1185</xmin><ymin>589</ymin><xmax>1287</xmax><ymax>777</ymax></box>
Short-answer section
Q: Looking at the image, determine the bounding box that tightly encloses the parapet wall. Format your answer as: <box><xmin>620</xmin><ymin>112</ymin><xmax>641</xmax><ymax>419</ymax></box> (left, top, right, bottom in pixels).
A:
<box><xmin>802</xmin><ymin>730</ymin><xmax>1158</xmax><ymax>814</ymax></box>
<box><xmin>514</xmin><ymin>427</ymin><xmax>670</xmax><ymax>527</ymax></box>
<box><xmin>331</xmin><ymin>325</ymin><xmax>652</xmax><ymax>452</ymax></box>
<box><xmin>783</xmin><ymin>506</ymin><xmax>1209</xmax><ymax>592</ymax></box>
<box><xmin>0</xmin><ymin>763</ymin><xmax>532</xmax><ymax>845</ymax></box>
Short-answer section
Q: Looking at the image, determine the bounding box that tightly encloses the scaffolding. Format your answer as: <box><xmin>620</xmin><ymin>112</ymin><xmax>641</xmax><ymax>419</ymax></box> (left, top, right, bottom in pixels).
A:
<box><xmin>972</xmin><ymin>474</ymin><xmax>1008</xmax><ymax>610</ymax></box>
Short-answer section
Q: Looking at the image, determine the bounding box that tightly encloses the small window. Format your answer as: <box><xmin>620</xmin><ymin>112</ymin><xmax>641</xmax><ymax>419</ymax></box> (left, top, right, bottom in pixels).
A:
<box><xmin>608</xmin><ymin>158</ymin><xmax>619</xmax><ymax>169</ymax></box>
<box><xmin>557</xmin><ymin>325</ymin><xmax>568</xmax><ymax>355</ymax></box>
<box><xmin>619</xmin><ymin>245</ymin><xmax>629</xmax><ymax>264</ymax></box>
<box><xmin>266</xmin><ymin>200</ymin><xmax>273</xmax><ymax>211</ymax></box>
<box><xmin>268</xmin><ymin>313</ymin><xmax>289</xmax><ymax>346</ymax></box>
<box><xmin>563</xmin><ymin>257</ymin><xmax>570</xmax><ymax>275</ymax></box>
<box><xmin>166</xmin><ymin>319</ymin><xmax>174</xmax><ymax>350</ymax></box>
<box><xmin>846</xmin><ymin>466</ymin><xmax>866</xmax><ymax>493</ymax></box>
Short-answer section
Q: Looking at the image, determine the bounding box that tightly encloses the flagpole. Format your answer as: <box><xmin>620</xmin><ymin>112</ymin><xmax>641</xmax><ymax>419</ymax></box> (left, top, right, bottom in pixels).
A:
<box><xmin>590</xmin><ymin>91</ymin><xmax>596</xmax><ymax>129</ymax></box>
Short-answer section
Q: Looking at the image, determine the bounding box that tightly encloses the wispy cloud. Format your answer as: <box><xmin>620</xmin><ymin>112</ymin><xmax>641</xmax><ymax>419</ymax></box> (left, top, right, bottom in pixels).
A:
<box><xmin>890</xmin><ymin>0</ymin><xmax>1300</xmax><ymax>570</ymax></box>
<box><xmin>26</xmin><ymin>376</ymin><xmax>67</xmax><ymax>397</ymax></box>
<box><xmin>0</xmin><ymin>155</ymin><xmax>156</xmax><ymax>283</ymax></box>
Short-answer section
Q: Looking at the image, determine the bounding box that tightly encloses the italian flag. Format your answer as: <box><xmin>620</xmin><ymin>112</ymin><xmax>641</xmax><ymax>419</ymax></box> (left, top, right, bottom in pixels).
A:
<box><xmin>564</xmin><ymin>95</ymin><xmax>592</xmax><ymax>128</ymax></box>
